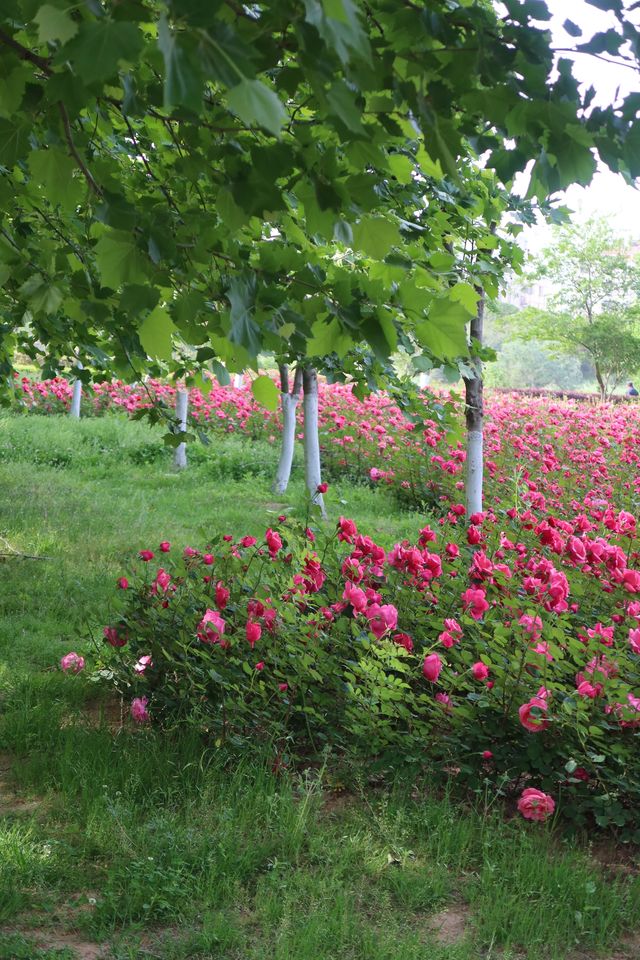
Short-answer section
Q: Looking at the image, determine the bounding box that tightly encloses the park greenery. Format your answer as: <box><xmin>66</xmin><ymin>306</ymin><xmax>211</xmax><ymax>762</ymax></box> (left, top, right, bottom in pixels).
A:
<box><xmin>3</xmin><ymin>1</ymin><xmax>640</xmax><ymax>956</ymax></box>
<box><xmin>2</xmin><ymin>408</ymin><xmax>640</xmax><ymax>959</ymax></box>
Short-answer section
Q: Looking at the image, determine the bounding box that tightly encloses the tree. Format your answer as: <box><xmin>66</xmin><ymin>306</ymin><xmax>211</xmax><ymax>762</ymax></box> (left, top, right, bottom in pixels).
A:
<box><xmin>1</xmin><ymin>0</ymin><xmax>638</xmax><ymax>395</ymax></box>
<box><xmin>506</xmin><ymin>220</ymin><xmax>640</xmax><ymax>400</ymax></box>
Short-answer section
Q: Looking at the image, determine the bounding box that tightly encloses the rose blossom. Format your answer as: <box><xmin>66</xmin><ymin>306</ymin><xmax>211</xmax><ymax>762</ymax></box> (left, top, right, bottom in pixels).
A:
<box><xmin>422</xmin><ymin>653</ymin><xmax>442</xmax><ymax>682</ymax></box>
<box><xmin>472</xmin><ymin>661</ymin><xmax>489</xmax><ymax>681</ymax></box>
<box><xmin>130</xmin><ymin>696</ymin><xmax>149</xmax><ymax>723</ymax></box>
<box><xmin>134</xmin><ymin>655</ymin><xmax>153</xmax><ymax>674</ymax></box>
<box><xmin>60</xmin><ymin>652</ymin><xmax>85</xmax><ymax>673</ymax></box>
<box><xmin>365</xmin><ymin>603</ymin><xmax>398</xmax><ymax>639</ymax></box>
<box><xmin>246</xmin><ymin>621</ymin><xmax>262</xmax><ymax>648</ymax></box>
<box><xmin>517</xmin><ymin>787</ymin><xmax>555</xmax><ymax>822</ymax></box>
<box><xmin>518</xmin><ymin>697</ymin><xmax>550</xmax><ymax>733</ymax></box>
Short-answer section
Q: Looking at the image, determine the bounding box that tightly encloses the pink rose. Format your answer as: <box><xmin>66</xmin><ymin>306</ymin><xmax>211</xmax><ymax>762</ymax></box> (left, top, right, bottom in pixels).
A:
<box><xmin>365</xmin><ymin>603</ymin><xmax>398</xmax><ymax>639</ymax></box>
<box><xmin>246</xmin><ymin>621</ymin><xmax>262</xmax><ymax>648</ymax></box>
<box><xmin>255</xmin><ymin>661</ymin><xmax>265</xmax><ymax>671</ymax></box>
<box><xmin>343</xmin><ymin>581</ymin><xmax>367</xmax><ymax>612</ymax></box>
<box><xmin>576</xmin><ymin>680</ymin><xmax>600</xmax><ymax>698</ymax></box>
<box><xmin>130</xmin><ymin>696</ymin><xmax>149</xmax><ymax>723</ymax></box>
<box><xmin>197</xmin><ymin>608</ymin><xmax>226</xmax><ymax>644</ymax></box>
<box><xmin>265</xmin><ymin>528</ymin><xmax>282</xmax><ymax>556</ymax></box>
<box><xmin>159</xmin><ymin>541</ymin><xmax>171</xmax><ymax>553</ymax></box>
<box><xmin>103</xmin><ymin>626</ymin><xmax>126</xmax><ymax>648</ymax></box>
<box><xmin>139</xmin><ymin>550</ymin><xmax>154</xmax><ymax>561</ymax></box>
<box><xmin>215</xmin><ymin>581</ymin><xmax>230</xmax><ymax>610</ymax></box>
<box><xmin>518</xmin><ymin>697</ymin><xmax>549</xmax><ymax>733</ymax></box>
<box><xmin>337</xmin><ymin>517</ymin><xmax>357</xmax><ymax>543</ymax></box>
<box><xmin>241</xmin><ymin>536</ymin><xmax>257</xmax><ymax>548</ymax></box>
<box><xmin>517</xmin><ymin>787</ymin><xmax>555</xmax><ymax>822</ymax></box>
<box><xmin>60</xmin><ymin>652</ymin><xmax>85</xmax><ymax>674</ymax></box>
<box><xmin>117</xmin><ymin>577</ymin><xmax>129</xmax><ymax>590</ymax></box>
<box><xmin>422</xmin><ymin>653</ymin><xmax>442</xmax><ymax>682</ymax></box>
<box><xmin>629</xmin><ymin>627</ymin><xmax>640</xmax><ymax>655</ymax></box>
<box><xmin>461</xmin><ymin>588</ymin><xmax>489</xmax><ymax>620</ymax></box>
<box><xmin>472</xmin><ymin>661</ymin><xmax>489</xmax><ymax>681</ymax></box>
<box><xmin>134</xmin><ymin>655</ymin><xmax>153</xmax><ymax>674</ymax></box>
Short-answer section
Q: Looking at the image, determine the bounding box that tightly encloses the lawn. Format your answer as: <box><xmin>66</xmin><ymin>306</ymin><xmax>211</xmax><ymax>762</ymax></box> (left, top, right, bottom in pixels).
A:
<box><xmin>0</xmin><ymin>413</ymin><xmax>638</xmax><ymax>960</ymax></box>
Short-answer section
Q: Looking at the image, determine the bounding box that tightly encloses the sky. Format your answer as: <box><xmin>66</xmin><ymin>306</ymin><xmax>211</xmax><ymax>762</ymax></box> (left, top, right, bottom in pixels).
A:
<box><xmin>515</xmin><ymin>0</ymin><xmax>640</xmax><ymax>251</ymax></box>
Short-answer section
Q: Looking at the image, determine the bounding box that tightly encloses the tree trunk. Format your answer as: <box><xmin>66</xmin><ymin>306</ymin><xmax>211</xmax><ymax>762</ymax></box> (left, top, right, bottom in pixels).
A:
<box><xmin>69</xmin><ymin>362</ymin><xmax>82</xmax><ymax>418</ymax></box>
<box><xmin>273</xmin><ymin>364</ymin><xmax>302</xmax><ymax>494</ymax></box>
<box><xmin>232</xmin><ymin>373</ymin><xmax>243</xmax><ymax>389</ymax></box>
<box><xmin>174</xmin><ymin>388</ymin><xmax>188</xmax><ymax>470</ymax></box>
<box><xmin>302</xmin><ymin>367</ymin><xmax>327</xmax><ymax>519</ymax></box>
<box><xmin>463</xmin><ymin>291</ymin><xmax>486</xmax><ymax>518</ymax></box>
<box><xmin>594</xmin><ymin>361</ymin><xmax>606</xmax><ymax>402</ymax></box>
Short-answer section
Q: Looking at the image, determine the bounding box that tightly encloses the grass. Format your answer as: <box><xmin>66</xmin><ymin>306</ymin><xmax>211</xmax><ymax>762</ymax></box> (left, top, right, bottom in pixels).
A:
<box><xmin>0</xmin><ymin>412</ymin><xmax>638</xmax><ymax>960</ymax></box>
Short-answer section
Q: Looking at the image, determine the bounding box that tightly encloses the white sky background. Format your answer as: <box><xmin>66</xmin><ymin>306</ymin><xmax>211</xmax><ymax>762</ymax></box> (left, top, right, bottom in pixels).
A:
<box><xmin>514</xmin><ymin>0</ymin><xmax>640</xmax><ymax>252</ymax></box>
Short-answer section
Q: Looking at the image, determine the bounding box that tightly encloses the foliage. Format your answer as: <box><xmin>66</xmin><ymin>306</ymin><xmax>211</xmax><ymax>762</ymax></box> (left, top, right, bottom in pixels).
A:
<box><xmin>1</xmin><ymin>2</ymin><xmax>639</xmax><ymax>392</ymax></box>
<box><xmin>96</xmin><ymin>496</ymin><xmax>640</xmax><ymax>838</ymax></box>
<box><xmin>503</xmin><ymin>219</ymin><xmax>640</xmax><ymax>399</ymax></box>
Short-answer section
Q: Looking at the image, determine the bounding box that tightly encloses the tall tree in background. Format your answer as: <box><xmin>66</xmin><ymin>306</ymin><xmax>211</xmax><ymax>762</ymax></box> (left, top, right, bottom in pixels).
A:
<box><xmin>507</xmin><ymin>221</ymin><xmax>640</xmax><ymax>400</ymax></box>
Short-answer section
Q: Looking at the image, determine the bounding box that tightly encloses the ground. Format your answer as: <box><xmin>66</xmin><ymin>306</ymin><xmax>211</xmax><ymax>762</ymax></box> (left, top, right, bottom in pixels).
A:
<box><xmin>0</xmin><ymin>414</ymin><xmax>638</xmax><ymax>960</ymax></box>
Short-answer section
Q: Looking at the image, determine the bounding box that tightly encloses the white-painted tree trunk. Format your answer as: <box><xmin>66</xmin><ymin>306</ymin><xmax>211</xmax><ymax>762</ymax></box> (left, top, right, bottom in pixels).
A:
<box><xmin>463</xmin><ymin>287</ymin><xmax>486</xmax><ymax>518</ymax></box>
<box><xmin>273</xmin><ymin>392</ymin><xmax>299</xmax><ymax>494</ymax></box>
<box><xmin>302</xmin><ymin>367</ymin><xmax>327</xmax><ymax>519</ymax></box>
<box><xmin>174</xmin><ymin>388</ymin><xmax>188</xmax><ymax>470</ymax></box>
<box><xmin>233</xmin><ymin>373</ymin><xmax>243</xmax><ymax>389</ymax></box>
<box><xmin>70</xmin><ymin>378</ymin><xmax>82</xmax><ymax>418</ymax></box>
<box><xmin>69</xmin><ymin>361</ymin><xmax>83</xmax><ymax>418</ymax></box>
<box><xmin>465</xmin><ymin>429</ymin><xmax>483</xmax><ymax>516</ymax></box>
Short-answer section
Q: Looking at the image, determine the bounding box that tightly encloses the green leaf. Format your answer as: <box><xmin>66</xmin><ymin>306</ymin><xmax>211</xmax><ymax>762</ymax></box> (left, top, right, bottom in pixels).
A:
<box><xmin>19</xmin><ymin>273</ymin><xmax>63</xmax><ymax>314</ymax></box>
<box><xmin>326</xmin><ymin>81</ymin><xmax>363</xmax><ymax>133</ymax></box>
<box><xmin>35</xmin><ymin>4</ymin><xmax>78</xmax><ymax>44</ymax></box>
<box><xmin>304</xmin><ymin>0</ymin><xmax>371</xmax><ymax>65</ymax></box>
<box><xmin>307</xmin><ymin>317</ymin><xmax>352</xmax><ymax>358</ymax></box>
<box><xmin>94</xmin><ymin>232</ymin><xmax>148</xmax><ymax>289</ymax></box>
<box><xmin>138</xmin><ymin>307</ymin><xmax>176</xmax><ymax>360</ymax></box>
<box><xmin>61</xmin><ymin>20</ymin><xmax>144</xmax><ymax>85</ymax></box>
<box><xmin>28</xmin><ymin>148</ymin><xmax>83</xmax><ymax>212</ymax></box>
<box><xmin>211</xmin><ymin>359</ymin><xmax>231</xmax><ymax>386</ymax></box>
<box><xmin>562</xmin><ymin>19</ymin><xmax>582</xmax><ymax>37</ymax></box>
<box><xmin>0</xmin><ymin>65</ymin><xmax>30</xmax><ymax>118</ymax></box>
<box><xmin>416</xmin><ymin>297</ymin><xmax>470</xmax><ymax>360</ymax></box>
<box><xmin>157</xmin><ymin>15</ymin><xmax>203</xmax><ymax>112</ymax></box>
<box><xmin>226</xmin><ymin>79</ymin><xmax>286</xmax><ymax>137</ymax></box>
<box><xmin>387</xmin><ymin>154</ymin><xmax>414</xmax><ymax>184</ymax></box>
<box><xmin>0</xmin><ymin>119</ymin><xmax>31</xmax><ymax>168</ymax></box>
<box><xmin>251</xmin><ymin>374</ymin><xmax>279</xmax><ymax>411</ymax></box>
<box><xmin>227</xmin><ymin>274</ymin><xmax>261</xmax><ymax>356</ymax></box>
<box><xmin>450</xmin><ymin>282</ymin><xmax>480</xmax><ymax>314</ymax></box>
<box><xmin>352</xmin><ymin>216</ymin><xmax>401</xmax><ymax>260</ymax></box>
<box><xmin>119</xmin><ymin>284</ymin><xmax>160</xmax><ymax>316</ymax></box>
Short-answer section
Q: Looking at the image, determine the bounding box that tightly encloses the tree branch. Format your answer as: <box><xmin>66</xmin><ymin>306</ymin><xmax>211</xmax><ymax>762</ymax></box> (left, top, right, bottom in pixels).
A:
<box><xmin>0</xmin><ymin>28</ymin><xmax>52</xmax><ymax>74</ymax></box>
<box><xmin>57</xmin><ymin>101</ymin><xmax>103</xmax><ymax>196</ymax></box>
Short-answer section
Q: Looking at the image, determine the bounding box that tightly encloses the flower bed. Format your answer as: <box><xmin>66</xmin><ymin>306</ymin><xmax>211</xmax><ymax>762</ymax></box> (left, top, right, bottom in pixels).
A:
<box><xmin>66</xmin><ymin>499</ymin><xmax>640</xmax><ymax>837</ymax></box>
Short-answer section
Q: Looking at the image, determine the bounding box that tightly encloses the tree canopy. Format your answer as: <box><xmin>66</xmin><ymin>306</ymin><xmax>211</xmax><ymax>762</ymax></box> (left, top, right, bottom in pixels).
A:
<box><xmin>1</xmin><ymin>0</ymin><xmax>639</xmax><ymax>392</ymax></box>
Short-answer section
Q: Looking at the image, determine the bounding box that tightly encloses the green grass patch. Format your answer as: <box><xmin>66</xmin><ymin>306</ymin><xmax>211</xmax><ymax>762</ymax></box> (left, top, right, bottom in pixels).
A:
<box><xmin>0</xmin><ymin>414</ymin><xmax>638</xmax><ymax>959</ymax></box>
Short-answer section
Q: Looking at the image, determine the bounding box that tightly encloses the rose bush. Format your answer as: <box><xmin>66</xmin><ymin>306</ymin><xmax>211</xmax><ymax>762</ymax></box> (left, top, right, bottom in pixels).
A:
<box><xmin>88</xmin><ymin>504</ymin><xmax>640</xmax><ymax>838</ymax></box>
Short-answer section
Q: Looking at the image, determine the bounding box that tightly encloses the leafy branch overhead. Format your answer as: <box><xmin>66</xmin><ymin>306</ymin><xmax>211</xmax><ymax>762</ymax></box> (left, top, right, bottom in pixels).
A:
<box><xmin>0</xmin><ymin>0</ymin><xmax>638</xmax><ymax>389</ymax></box>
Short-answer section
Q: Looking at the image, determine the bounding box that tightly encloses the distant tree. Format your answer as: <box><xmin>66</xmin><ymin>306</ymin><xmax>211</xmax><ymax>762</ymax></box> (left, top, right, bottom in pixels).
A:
<box><xmin>503</xmin><ymin>221</ymin><xmax>640</xmax><ymax>400</ymax></box>
<box><xmin>484</xmin><ymin>339</ymin><xmax>584</xmax><ymax>392</ymax></box>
